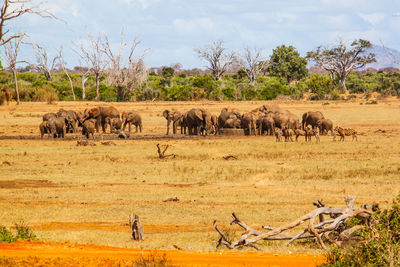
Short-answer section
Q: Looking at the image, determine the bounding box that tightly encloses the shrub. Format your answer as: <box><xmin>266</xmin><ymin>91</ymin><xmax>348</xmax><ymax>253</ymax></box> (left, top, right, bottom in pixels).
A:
<box><xmin>322</xmin><ymin>194</ymin><xmax>400</xmax><ymax>266</ymax></box>
<box><xmin>0</xmin><ymin>221</ymin><xmax>36</xmax><ymax>243</ymax></box>
<box><xmin>32</xmin><ymin>85</ymin><xmax>59</xmax><ymax>104</ymax></box>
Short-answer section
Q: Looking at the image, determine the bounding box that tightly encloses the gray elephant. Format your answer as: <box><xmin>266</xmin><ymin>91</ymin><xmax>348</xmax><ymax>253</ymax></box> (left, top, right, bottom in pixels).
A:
<box><xmin>218</xmin><ymin>108</ymin><xmax>242</xmax><ymax>131</ymax></box>
<box><xmin>83</xmin><ymin>106</ymin><xmax>120</xmax><ymax>133</ymax></box>
<box><xmin>105</xmin><ymin>117</ymin><xmax>123</xmax><ymax>133</ymax></box>
<box><xmin>57</xmin><ymin>109</ymin><xmax>78</xmax><ymax>133</ymax></box>
<box><xmin>42</xmin><ymin>112</ymin><xmax>57</xmax><ymax>122</ymax></box>
<box><xmin>258</xmin><ymin>114</ymin><xmax>275</xmax><ymax>135</ymax></box>
<box><xmin>223</xmin><ymin>114</ymin><xmax>241</xmax><ymax>128</ymax></box>
<box><xmin>82</xmin><ymin>119</ymin><xmax>96</xmax><ymax>139</ymax></box>
<box><xmin>302</xmin><ymin>111</ymin><xmax>325</xmax><ymax>130</ymax></box>
<box><xmin>47</xmin><ymin>117</ymin><xmax>66</xmax><ymax>138</ymax></box>
<box><xmin>39</xmin><ymin>121</ymin><xmax>50</xmax><ymax>138</ymax></box>
<box><xmin>163</xmin><ymin>110</ymin><xmax>185</xmax><ymax>135</ymax></box>
<box><xmin>186</xmin><ymin>108</ymin><xmax>212</xmax><ymax>135</ymax></box>
<box><xmin>317</xmin><ymin>118</ymin><xmax>333</xmax><ymax>135</ymax></box>
<box><xmin>241</xmin><ymin>112</ymin><xmax>259</xmax><ymax>135</ymax></box>
<box><xmin>121</xmin><ymin>111</ymin><xmax>142</xmax><ymax>133</ymax></box>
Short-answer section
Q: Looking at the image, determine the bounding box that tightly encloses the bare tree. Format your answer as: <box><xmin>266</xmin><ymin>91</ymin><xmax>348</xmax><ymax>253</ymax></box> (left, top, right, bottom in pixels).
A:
<box><xmin>58</xmin><ymin>46</ymin><xmax>76</xmax><ymax>100</ymax></box>
<box><xmin>102</xmin><ymin>33</ymin><xmax>148</xmax><ymax>101</ymax></box>
<box><xmin>307</xmin><ymin>39</ymin><xmax>376</xmax><ymax>89</ymax></box>
<box><xmin>73</xmin><ymin>34</ymin><xmax>108</xmax><ymax>100</ymax></box>
<box><xmin>0</xmin><ymin>0</ymin><xmax>57</xmax><ymax>46</ymax></box>
<box><xmin>2</xmin><ymin>36</ymin><xmax>26</xmax><ymax>104</ymax></box>
<box><xmin>33</xmin><ymin>44</ymin><xmax>60</xmax><ymax>81</ymax></box>
<box><xmin>195</xmin><ymin>40</ymin><xmax>236</xmax><ymax>81</ymax></box>
<box><xmin>239</xmin><ymin>47</ymin><xmax>267</xmax><ymax>85</ymax></box>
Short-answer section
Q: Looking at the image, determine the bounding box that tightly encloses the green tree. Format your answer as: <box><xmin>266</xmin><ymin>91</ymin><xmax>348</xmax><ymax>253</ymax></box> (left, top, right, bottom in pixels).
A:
<box><xmin>162</xmin><ymin>67</ymin><xmax>174</xmax><ymax>78</ymax></box>
<box><xmin>307</xmin><ymin>39</ymin><xmax>376</xmax><ymax>90</ymax></box>
<box><xmin>267</xmin><ymin>45</ymin><xmax>308</xmax><ymax>83</ymax></box>
<box><xmin>305</xmin><ymin>73</ymin><xmax>333</xmax><ymax>99</ymax></box>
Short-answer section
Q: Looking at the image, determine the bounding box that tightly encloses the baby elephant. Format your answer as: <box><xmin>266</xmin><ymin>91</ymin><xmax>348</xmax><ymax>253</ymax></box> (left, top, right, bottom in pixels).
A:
<box><xmin>39</xmin><ymin>121</ymin><xmax>50</xmax><ymax>138</ymax></box>
<box><xmin>82</xmin><ymin>119</ymin><xmax>96</xmax><ymax>139</ymax></box>
<box><xmin>122</xmin><ymin>111</ymin><xmax>142</xmax><ymax>133</ymax></box>
<box><xmin>105</xmin><ymin>117</ymin><xmax>123</xmax><ymax>133</ymax></box>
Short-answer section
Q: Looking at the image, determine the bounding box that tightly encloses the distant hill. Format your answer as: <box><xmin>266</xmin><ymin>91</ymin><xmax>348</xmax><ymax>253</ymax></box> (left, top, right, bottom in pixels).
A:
<box><xmin>367</xmin><ymin>45</ymin><xmax>400</xmax><ymax>69</ymax></box>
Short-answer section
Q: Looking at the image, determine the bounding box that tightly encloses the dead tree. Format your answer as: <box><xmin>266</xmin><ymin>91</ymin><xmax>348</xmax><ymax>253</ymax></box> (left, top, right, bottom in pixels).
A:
<box><xmin>156</xmin><ymin>144</ymin><xmax>176</xmax><ymax>159</ymax></box>
<box><xmin>0</xmin><ymin>0</ymin><xmax>57</xmax><ymax>46</ymax></box>
<box><xmin>195</xmin><ymin>40</ymin><xmax>236</xmax><ymax>81</ymax></box>
<box><xmin>2</xmin><ymin>36</ymin><xmax>26</xmax><ymax>104</ymax></box>
<box><xmin>129</xmin><ymin>214</ymin><xmax>144</xmax><ymax>241</ymax></box>
<box><xmin>58</xmin><ymin>46</ymin><xmax>76</xmax><ymax>100</ymax></box>
<box><xmin>73</xmin><ymin>34</ymin><xmax>108</xmax><ymax>100</ymax></box>
<box><xmin>33</xmin><ymin>43</ymin><xmax>60</xmax><ymax>81</ymax></box>
<box><xmin>238</xmin><ymin>47</ymin><xmax>267</xmax><ymax>85</ymax></box>
<box><xmin>213</xmin><ymin>196</ymin><xmax>374</xmax><ymax>250</ymax></box>
<box><xmin>102</xmin><ymin>32</ymin><xmax>148</xmax><ymax>101</ymax></box>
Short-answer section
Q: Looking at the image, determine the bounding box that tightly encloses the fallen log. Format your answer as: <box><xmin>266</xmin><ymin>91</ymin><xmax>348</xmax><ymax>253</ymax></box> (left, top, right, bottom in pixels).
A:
<box><xmin>213</xmin><ymin>196</ymin><xmax>375</xmax><ymax>250</ymax></box>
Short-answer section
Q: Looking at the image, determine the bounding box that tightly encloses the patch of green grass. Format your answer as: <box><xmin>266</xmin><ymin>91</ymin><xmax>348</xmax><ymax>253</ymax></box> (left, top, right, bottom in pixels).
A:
<box><xmin>0</xmin><ymin>222</ymin><xmax>37</xmax><ymax>243</ymax></box>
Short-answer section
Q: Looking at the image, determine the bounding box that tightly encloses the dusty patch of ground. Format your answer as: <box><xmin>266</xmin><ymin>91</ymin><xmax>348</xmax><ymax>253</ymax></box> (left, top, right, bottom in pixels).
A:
<box><xmin>0</xmin><ymin>241</ymin><xmax>325</xmax><ymax>266</ymax></box>
<box><xmin>0</xmin><ymin>179</ymin><xmax>60</xmax><ymax>189</ymax></box>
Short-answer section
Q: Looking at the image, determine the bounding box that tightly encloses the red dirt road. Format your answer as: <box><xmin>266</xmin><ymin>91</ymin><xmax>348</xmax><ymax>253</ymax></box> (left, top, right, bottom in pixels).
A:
<box><xmin>0</xmin><ymin>241</ymin><xmax>325</xmax><ymax>266</ymax></box>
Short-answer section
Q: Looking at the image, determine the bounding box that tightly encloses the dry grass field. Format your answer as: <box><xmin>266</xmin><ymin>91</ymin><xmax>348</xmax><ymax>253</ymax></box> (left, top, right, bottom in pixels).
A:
<box><xmin>0</xmin><ymin>99</ymin><xmax>400</xmax><ymax>258</ymax></box>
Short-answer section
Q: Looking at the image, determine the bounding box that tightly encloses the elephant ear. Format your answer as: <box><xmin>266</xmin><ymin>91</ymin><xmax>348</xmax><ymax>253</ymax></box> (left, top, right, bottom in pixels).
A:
<box><xmin>162</xmin><ymin>110</ymin><xmax>169</xmax><ymax>120</ymax></box>
<box><xmin>194</xmin><ymin>109</ymin><xmax>203</xmax><ymax>121</ymax></box>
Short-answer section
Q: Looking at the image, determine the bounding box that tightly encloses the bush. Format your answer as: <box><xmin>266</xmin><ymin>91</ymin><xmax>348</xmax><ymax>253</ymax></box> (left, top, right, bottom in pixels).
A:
<box><xmin>0</xmin><ymin>222</ymin><xmax>37</xmax><ymax>243</ymax></box>
<box><xmin>322</xmin><ymin>194</ymin><xmax>400</xmax><ymax>266</ymax></box>
<box><xmin>32</xmin><ymin>85</ymin><xmax>59</xmax><ymax>104</ymax></box>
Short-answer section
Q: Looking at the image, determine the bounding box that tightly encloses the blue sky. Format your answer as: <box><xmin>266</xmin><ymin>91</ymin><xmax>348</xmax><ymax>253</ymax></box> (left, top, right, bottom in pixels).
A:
<box><xmin>7</xmin><ymin>0</ymin><xmax>400</xmax><ymax>69</ymax></box>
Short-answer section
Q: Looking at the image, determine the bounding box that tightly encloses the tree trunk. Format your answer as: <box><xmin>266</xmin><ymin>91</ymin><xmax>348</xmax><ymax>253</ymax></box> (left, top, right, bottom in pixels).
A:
<box><xmin>117</xmin><ymin>86</ymin><xmax>125</xmax><ymax>101</ymax></box>
<box><xmin>65</xmin><ymin>71</ymin><xmax>76</xmax><ymax>101</ymax></box>
<box><xmin>13</xmin><ymin>69</ymin><xmax>20</xmax><ymax>105</ymax></box>
<box><xmin>95</xmin><ymin>72</ymin><xmax>100</xmax><ymax>100</ymax></box>
<box><xmin>81</xmin><ymin>75</ymin><xmax>88</xmax><ymax>100</ymax></box>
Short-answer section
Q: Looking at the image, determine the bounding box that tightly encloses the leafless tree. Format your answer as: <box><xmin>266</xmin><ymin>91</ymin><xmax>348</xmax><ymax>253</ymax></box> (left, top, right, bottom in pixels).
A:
<box><xmin>0</xmin><ymin>0</ymin><xmax>57</xmax><ymax>46</ymax></box>
<box><xmin>195</xmin><ymin>40</ymin><xmax>236</xmax><ymax>81</ymax></box>
<box><xmin>33</xmin><ymin>43</ymin><xmax>60</xmax><ymax>81</ymax></box>
<box><xmin>239</xmin><ymin>47</ymin><xmax>268</xmax><ymax>85</ymax></box>
<box><xmin>102</xmin><ymin>33</ymin><xmax>148</xmax><ymax>101</ymax></box>
<box><xmin>2</xmin><ymin>36</ymin><xmax>27</xmax><ymax>104</ymax></box>
<box><xmin>73</xmin><ymin>34</ymin><xmax>108</xmax><ymax>100</ymax></box>
<box><xmin>381</xmin><ymin>41</ymin><xmax>400</xmax><ymax>66</ymax></box>
<box><xmin>58</xmin><ymin>46</ymin><xmax>76</xmax><ymax>100</ymax></box>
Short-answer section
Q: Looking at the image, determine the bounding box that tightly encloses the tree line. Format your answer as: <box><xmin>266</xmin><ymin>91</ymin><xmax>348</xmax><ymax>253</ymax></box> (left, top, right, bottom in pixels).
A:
<box><xmin>0</xmin><ymin>0</ymin><xmax>396</xmax><ymax>104</ymax></box>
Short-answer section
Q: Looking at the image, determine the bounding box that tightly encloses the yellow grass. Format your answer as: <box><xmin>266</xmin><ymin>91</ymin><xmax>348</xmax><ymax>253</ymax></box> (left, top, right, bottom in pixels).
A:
<box><xmin>0</xmin><ymin>100</ymin><xmax>400</xmax><ymax>253</ymax></box>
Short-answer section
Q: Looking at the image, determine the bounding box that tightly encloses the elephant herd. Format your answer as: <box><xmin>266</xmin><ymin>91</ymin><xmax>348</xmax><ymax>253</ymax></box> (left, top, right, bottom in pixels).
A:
<box><xmin>163</xmin><ymin>105</ymin><xmax>335</xmax><ymax>142</ymax></box>
<box><xmin>39</xmin><ymin>106</ymin><xmax>142</xmax><ymax>139</ymax></box>
<box><xmin>38</xmin><ymin>104</ymin><xmax>356</xmax><ymax>142</ymax></box>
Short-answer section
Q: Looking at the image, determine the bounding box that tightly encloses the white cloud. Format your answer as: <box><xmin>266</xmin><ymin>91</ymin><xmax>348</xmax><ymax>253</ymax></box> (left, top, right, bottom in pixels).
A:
<box><xmin>277</xmin><ymin>12</ymin><xmax>297</xmax><ymax>23</ymax></box>
<box><xmin>173</xmin><ymin>18</ymin><xmax>214</xmax><ymax>34</ymax></box>
<box><xmin>358</xmin><ymin>13</ymin><xmax>385</xmax><ymax>26</ymax></box>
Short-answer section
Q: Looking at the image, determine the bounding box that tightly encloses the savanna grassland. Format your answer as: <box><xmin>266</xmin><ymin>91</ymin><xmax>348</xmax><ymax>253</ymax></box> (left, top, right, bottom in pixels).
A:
<box><xmin>0</xmin><ymin>99</ymin><xmax>400</xmax><ymax>256</ymax></box>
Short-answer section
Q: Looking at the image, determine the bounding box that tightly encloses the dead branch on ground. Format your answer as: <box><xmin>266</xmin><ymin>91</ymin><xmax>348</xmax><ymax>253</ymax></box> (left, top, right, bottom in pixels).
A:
<box><xmin>156</xmin><ymin>144</ymin><xmax>176</xmax><ymax>159</ymax></box>
<box><xmin>213</xmin><ymin>196</ymin><xmax>375</xmax><ymax>250</ymax></box>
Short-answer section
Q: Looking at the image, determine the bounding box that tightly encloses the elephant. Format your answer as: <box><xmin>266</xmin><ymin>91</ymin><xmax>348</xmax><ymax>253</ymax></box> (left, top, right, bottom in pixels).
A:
<box><xmin>83</xmin><ymin>106</ymin><xmax>120</xmax><ymax>133</ymax></box>
<box><xmin>105</xmin><ymin>117</ymin><xmax>123</xmax><ymax>133</ymax></box>
<box><xmin>82</xmin><ymin>119</ymin><xmax>96</xmax><ymax>139</ymax></box>
<box><xmin>186</xmin><ymin>108</ymin><xmax>212</xmax><ymax>135</ymax></box>
<box><xmin>163</xmin><ymin>110</ymin><xmax>185</xmax><ymax>135</ymax></box>
<box><xmin>241</xmin><ymin>112</ymin><xmax>259</xmax><ymax>135</ymax></box>
<box><xmin>218</xmin><ymin>108</ymin><xmax>242</xmax><ymax>132</ymax></box>
<box><xmin>316</xmin><ymin>118</ymin><xmax>333</xmax><ymax>135</ymax></box>
<box><xmin>39</xmin><ymin>121</ymin><xmax>50</xmax><ymax>138</ymax></box>
<box><xmin>47</xmin><ymin>117</ymin><xmax>66</xmax><ymax>138</ymax></box>
<box><xmin>122</xmin><ymin>111</ymin><xmax>142</xmax><ymax>133</ymax></box>
<box><xmin>302</xmin><ymin>111</ymin><xmax>325</xmax><ymax>130</ymax></box>
<box><xmin>223</xmin><ymin>115</ymin><xmax>241</xmax><ymax>128</ymax></box>
<box><xmin>258</xmin><ymin>114</ymin><xmax>275</xmax><ymax>136</ymax></box>
<box><xmin>42</xmin><ymin>112</ymin><xmax>57</xmax><ymax>122</ymax></box>
<box><xmin>57</xmin><ymin>109</ymin><xmax>78</xmax><ymax>133</ymax></box>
